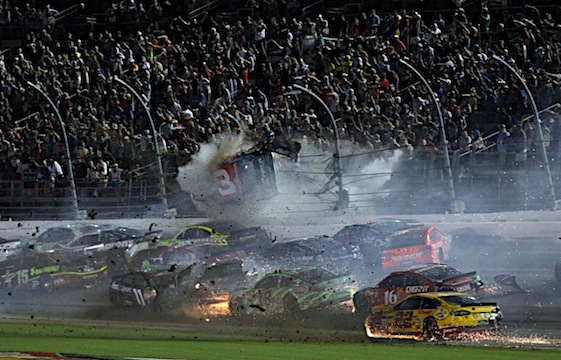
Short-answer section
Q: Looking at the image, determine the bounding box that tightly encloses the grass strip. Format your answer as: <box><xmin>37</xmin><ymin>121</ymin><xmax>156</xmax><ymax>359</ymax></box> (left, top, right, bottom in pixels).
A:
<box><xmin>1</xmin><ymin>322</ymin><xmax>560</xmax><ymax>360</ymax></box>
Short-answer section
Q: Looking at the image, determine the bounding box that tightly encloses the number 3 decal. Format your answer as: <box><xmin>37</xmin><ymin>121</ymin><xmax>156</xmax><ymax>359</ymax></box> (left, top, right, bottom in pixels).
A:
<box><xmin>214</xmin><ymin>169</ymin><xmax>237</xmax><ymax>196</ymax></box>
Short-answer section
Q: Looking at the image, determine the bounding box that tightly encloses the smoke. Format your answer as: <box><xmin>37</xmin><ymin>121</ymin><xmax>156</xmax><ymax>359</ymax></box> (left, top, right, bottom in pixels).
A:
<box><xmin>342</xmin><ymin>147</ymin><xmax>406</xmax><ymax>201</ymax></box>
<box><xmin>176</xmin><ymin>134</ymin><xmax>407</xmax><ymax>221</ymax></box>
<box><xmin>176</xmin><ymin>131</ymin><xmax>251</xmax><ymax>206</ymax></box>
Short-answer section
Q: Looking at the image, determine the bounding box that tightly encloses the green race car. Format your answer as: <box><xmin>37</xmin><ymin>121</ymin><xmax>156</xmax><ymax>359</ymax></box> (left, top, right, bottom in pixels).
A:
<box><xmin>126</xmin><ymin>220</ymin><xmax>270</xmax><ymax>258</ymax></box>
<box><xmin>228</xmin><ymin>267</ymin><xmax>356</xmax><ymax>316</ymax></box>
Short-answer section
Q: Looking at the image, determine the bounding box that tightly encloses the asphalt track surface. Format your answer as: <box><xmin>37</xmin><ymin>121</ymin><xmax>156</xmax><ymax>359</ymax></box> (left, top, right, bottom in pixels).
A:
<box><xmin>2</xmin><ymin>212</ymin><xmax>561</xmax><ymax>351</ymax></box>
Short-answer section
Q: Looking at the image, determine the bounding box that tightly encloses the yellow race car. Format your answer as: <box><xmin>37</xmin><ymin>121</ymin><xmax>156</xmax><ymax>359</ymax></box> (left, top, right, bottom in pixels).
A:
<box><xmin>364</xmin><ymin>292</ymin><xmax>502</xmax><ymax>340</ymax></box>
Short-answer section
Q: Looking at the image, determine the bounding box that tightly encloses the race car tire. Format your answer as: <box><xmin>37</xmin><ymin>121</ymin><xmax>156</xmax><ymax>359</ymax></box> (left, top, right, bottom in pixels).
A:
<box><xmin>153</xmin><ymin>296</ymin><xmax>169</xmax><ymax>314</ymax></box>
<box><xmin>365</xmin><ymin>312</ymin><xmax>384</xmax><ymax>336</ymax></box>
<box><xmin>109</xmin><ymin>291</ymin><xmax>121</xmax><ymax>307</ymax></box>
<box><xmin>283</xmin><ymin>294</ymin><xmax>301</xmax><ymax>315</ymax></box>
<box><xmin>555</xmin><ymin>262</ymin><xmax>561</xmax><ymax>283</ymax></box>
<box><xmin>422</xmin><ymin>317</ymin><xmax>442</xmax><ymax>340</ymax></box>
<box><xmin>228</xmin><ymin>296</ymin><xmax>245</xmax><ymax>316</ymax></box>
<box><xmin>352</xmin><ymin>291</ymin><xmax>370</xmax><ymax>315</ymax></box>
<box><xmin>40</xmin><ymin>275</ymin><xmax>54</xmax><ymax>293</ymax></box>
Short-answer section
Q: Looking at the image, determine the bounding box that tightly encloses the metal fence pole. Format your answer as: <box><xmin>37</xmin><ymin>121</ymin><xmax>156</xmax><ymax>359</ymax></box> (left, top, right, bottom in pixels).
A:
<box><xmin>292</xmin><ymin>84</ymin><xmax>347</xmax><ymax>209</ymax></box>
<box><xmin>26</xmin><ymin>81</ymin><xmax>80</xmax><ymax>219</ymax></box>
<box><xmin>398</xmin><ymin>58</ymin><xmax>460</xmax><ymax>211</ymax></box>
<box><xmin>492</xmin><ymin>55</ymin><xmax>557</xmax><ymax>210</ymax></box>
<box><xmin>114</xmin><ymin>75</ymin><xmax>169</xmax><ymax>214</ymax></box>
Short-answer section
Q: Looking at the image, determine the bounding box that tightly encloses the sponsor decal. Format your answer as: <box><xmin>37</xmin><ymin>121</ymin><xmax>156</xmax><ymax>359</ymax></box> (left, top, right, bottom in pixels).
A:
<box><xmin>405</xmin><ymin>285</ymin><xmax>430</xmax><ymax>293</ymax></box>
<box><xmin>30</xmin><ymin>265</ymin><xmax>59</xmax><ymax>276</ymax></box>
<box><xmin>456</xmin><ymin>284</ymin><xmax>472</xmax><ymax>292</ymax></box>
<box><xmin>391</xmin><ymin>253</ymin><xmax>422</xmax><ymax>261</ymax></box>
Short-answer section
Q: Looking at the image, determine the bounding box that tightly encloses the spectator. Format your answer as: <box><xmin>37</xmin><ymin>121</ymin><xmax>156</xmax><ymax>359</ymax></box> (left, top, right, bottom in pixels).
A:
<box><xmin>496</xmin><ymin>124</ymin><xmax>511</xmax><ymax>168</ymax></box>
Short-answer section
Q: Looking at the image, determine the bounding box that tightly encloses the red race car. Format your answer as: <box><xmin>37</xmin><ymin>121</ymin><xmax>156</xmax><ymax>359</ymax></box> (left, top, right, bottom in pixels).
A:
<box><xmin>380</xmin><ymin>226</ymin><xmax>451</xmax><ymax>271</ymax></box>
<box><xmin>353</xmin><ymin>263</ymin><xmax>484</xmax><ymax>314</ymax></box>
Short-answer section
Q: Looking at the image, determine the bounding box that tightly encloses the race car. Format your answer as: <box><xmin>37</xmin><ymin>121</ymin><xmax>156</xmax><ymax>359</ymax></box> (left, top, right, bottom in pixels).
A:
<box><xmin>0</xmin><ymin>251</ymin><xmax>108</xmax><ymax>292</ymax></box>
<box><xmin>228</xmin><ymin>267</ymin><xmax>356</xmax><ymax>315</ymax></box>
<box><xmin>364</xmin><ymin>292</ymin><xmax>502</xmax><ymax>340</ymax></box>
<box><xmin>0</xmin><ymin>236</ymin><xmax>22</xmax><ymax>262</ymax></box>
<box><xmin>380</xmin><ymin>226</ymin><xmax>451</xmax><ymax>271</ymax></box>
<box><xmin>109</xmin><ymin>260</ymin><xmax>248</xmax><ymax>312</ymax></box>
<box><xmin>331</xmin><ymin>218</ymin><xmax>421</xmax><ymax>267</ymax></box>
<box><xmin>126</xmin><ymin>220</ymin><xmax>271</xmax><ymax>258</ymax></box>
<box><xmin>23</xmin><ymin>225</ymin><xmax>162</xmax><ymax>275</ymax></box>
<box><xmin>22</xmin><ymin>223</ymin><xmax>116</xmax><ymax>253</ymax></box>
<box><xmin>352</xmin><ymin>263</ymin><xmax>485</xmax><ymax>314</ymax></box>
<box><xmin>332</xmin><ymin>218</ymin><xmax>420</xmax><ymax>247</ymax></box>
<box><xmin>128</xmin><ymin>242</ymin><xmax>249</xmax><ymax>274</ymax></box>
<box><xmin>253</xmin><ymin>236</ymin><xmax>362</xmax><ymax>276</ymax></box>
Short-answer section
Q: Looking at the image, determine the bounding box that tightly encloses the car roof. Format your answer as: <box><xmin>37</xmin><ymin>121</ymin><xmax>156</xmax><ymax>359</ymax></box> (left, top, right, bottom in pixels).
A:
<box><xmin>279</xmin><ymin>236</ymin><xmax>343</xmax><ymax>248</ymax></box>
<box><xmin>405</xmin><ymin>291</ymin><xmax>468</xmax><ymax>299</ymax></box>
<box><xmin>397</xmin><ymin>264</ymin><xmax>463</xmax><ymax>281</ymax></box>
<box><xmin>390</xmin><ymin>225</ymin><xmax>430</xmax><ymax>236</ymax></box>
<box><xmin>194</xmin><ymin>220</ymin><xmax>248</xmax><ymax>233</ymax></box>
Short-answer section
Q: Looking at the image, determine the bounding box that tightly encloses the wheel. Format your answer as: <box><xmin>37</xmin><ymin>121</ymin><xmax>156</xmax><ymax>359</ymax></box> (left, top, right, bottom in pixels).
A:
<box><xmin>283</xmin><ymin>294</ymin><xmax>300</xmax><ymax>314</ymax></box>
<box><xmin>353</xmin><ymin>291</ymin><xmax>370</xmax><ymax>315</ymax></box>
<box><xmin>364</xmin><ymin>312</ymin><xmax>384</xmax><ymax>337</ymax></box>
<box><xmin>153</xmin><ymin>295</ymin><xmax>169</xmax><ymax>314</ymax></box>
<box><xmin>228</xmin><ymin>296</ymin><xmax>245</xmax><ymax>316</ymax></box>
<box><xmin>555</xmin><ymin>262</ymin><xmax>561</xmax><ymax>283</ymax></box>
<box><xmin>109</xmin><ymin>291</ymin><xmax>121</xmax><ymax>307</ymax></box>
<box><xmin>422</xmin><ymin>317</ymin><xmax>441</xmax><ymax>340</ymax></box>
<box><xmin>40</xmin><ymin>275</ymin><xmax>54</xmax><ymax>293</ymax></box>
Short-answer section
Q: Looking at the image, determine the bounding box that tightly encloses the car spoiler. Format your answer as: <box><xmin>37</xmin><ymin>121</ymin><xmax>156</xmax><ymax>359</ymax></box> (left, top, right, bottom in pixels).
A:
<box><xmin>442</xmin><ymin>271</ymin><xmax>477</xmax><ymax>283</ymax></box>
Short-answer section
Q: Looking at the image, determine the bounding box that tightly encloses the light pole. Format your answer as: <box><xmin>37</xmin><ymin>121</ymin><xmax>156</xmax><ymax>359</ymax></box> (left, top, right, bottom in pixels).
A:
<box><xmin>291</xmin><ymin>84</ymin><xmax>347</xmax><ymax>209</ymax></box>
<box><xmin>26</xmin><ymin>81</ymin><xmax>79</xmax><ymax>218</ymax></box>
<box><xmin>113</xmin><ymin>75</ymin><xmax>169</xmax><ymax>214</ymax></box>
<box><xmin>492</xmin><ymin>55</ymin><xmax>557</xmax><ymax>209</ymax></box>
<box><xmin>398</xmin><ymin>58</ymin><xmax>459</xmax><ymax>210</ymax></box>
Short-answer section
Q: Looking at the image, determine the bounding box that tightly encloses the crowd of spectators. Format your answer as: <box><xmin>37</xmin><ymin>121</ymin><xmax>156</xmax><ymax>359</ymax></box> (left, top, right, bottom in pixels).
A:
<box><xmin>0</xmin><ymin>0</ymin><xmax>561</xmax><ymax>197</ymax></box>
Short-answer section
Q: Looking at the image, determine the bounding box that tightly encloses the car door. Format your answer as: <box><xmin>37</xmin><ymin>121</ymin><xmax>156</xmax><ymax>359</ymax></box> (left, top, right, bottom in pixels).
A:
<box><xmin>121</xmin><ymin>272</ymin><xmax>152</xmax><ymax>307</ymax></box>
<box><xmin>253</xmin><ymin>275</ymin><xmax>281</xmax><ymax>310</ymax></box>
<box><xmin>428</xmin><ymin>227</ymin><xmax>450</xmax><ymax>261</ymax></box>
<box><xmin>389</xmin><ymin>296</ymin><xmax>423</xmax><ymax>333</ymax></box>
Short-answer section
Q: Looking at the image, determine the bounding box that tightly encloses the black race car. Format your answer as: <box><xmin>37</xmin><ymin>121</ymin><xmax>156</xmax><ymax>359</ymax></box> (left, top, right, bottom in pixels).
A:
<box><xmin>0</xmin><ymin>251</ymin><xmax>108</xmax><ymax>293</ymax></box>
<box><xmin>332</xmin><ymin>218</ymin><xmax>421</xmax><ymax>265</ymax></box>
<box><xmin>253</xmin><ymin>236</ymin><xmax>362</xmax><ymax>276</ymax></box>
<box><xmin>0</xmin><ymin>236</ymin><xmax>22</xmax><ymax>262</ymax></box>
<box><xmin>24</xmin><ymin>226</ymin><xmax>162</xmax><ymax>274</ymax></box>
<box><xmin>109</xmin><ymin>259</ymin><xmax>249</xmax><ymax>313</ymax></box>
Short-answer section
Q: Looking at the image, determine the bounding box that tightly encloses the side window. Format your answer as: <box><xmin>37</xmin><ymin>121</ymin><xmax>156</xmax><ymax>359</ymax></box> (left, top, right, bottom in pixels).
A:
<box><xmin>278</xmin><ymin>275</ymin><xmax>299</xmax><ymax>288</ymax></box>
<box><xmin>420</xmin><ymin>298</ymin><xmax>440</xmax><ymax>309</ymax></box>
<box><xmin>389</xmin><ymin>274</ymin><xmax>406</xmax><ymax>287</ymax></box>
<box><xmin>378</xmin><ymin>275</ymin><xmax>397</xmax><ymax>288</ymax></box>
<box><xmin>429</xmin><ymin>229</ymin><xmax>444</xmax><ymax>243</ymax></box>
<box><xmin>255</xmin><ymin>276</ymin><xmax>279</xmax><ymax>289</ymax></box>
<box><xmin>132</xmin><ymin>273</ymin><xmax>148</xmax><ymax>287</ymax></box>
<box><xmin>35</xmin><ymin>255</ymin><xmax>54</xmax><ymax>268</ymax></box>
<box><xmin>178</xmin><ymin>228</ymin><xmax>200</xmax><ymax>240</ymax></box>
<box><xmin>121</xmin><ymin>274</ymin><xmax>135</xmax><ymax>286</ymax></box>
<box><xmin>395</xmin><ymin>297</ymin><xmax>422</xmax><ymax>311</ymax></box>
<box><xmin>74</xmin><ymin>234</ymin><xmax>101</xmax><ymax>247</ymax></box>
<box><xmin>402</xmin><ymin>274</ymin><xmax>423</xmax><ymax>286</ymax></box>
